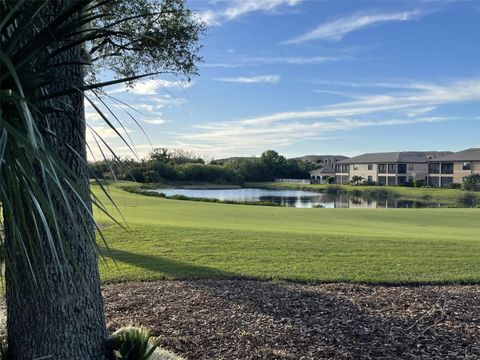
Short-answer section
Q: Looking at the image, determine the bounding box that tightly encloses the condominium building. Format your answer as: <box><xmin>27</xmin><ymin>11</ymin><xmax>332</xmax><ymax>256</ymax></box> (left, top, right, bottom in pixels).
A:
<box><xmin>427</xmin><ymin>148</ymin><xmax>480</xmax><ymax>187</ymax></box>
<box><xmin>334</xmin><ymin>151</ymin><xmax>452</xmax><ymax>185</ymax></box>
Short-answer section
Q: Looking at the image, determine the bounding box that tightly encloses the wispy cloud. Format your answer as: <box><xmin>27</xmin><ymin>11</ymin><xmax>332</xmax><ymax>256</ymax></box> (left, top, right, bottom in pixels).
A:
<box><xmin>170</xmin><ymin>77</ymin><xmax>480</xmax><ymax>155</ymax></box>
<box><xmin>215</xmin><ymin>75</ymin><xmax>280</xmax><ymax>84</ymax></box>
<box><xmin>87</xmin><ymin>126</ymin><xmax>131</xmax><ymax>142</ymax></box>
<box><xmin>143</xmin><ymin>119</ymin><xmax>166</xmax><ymax>125</ymax></box>
<box><xmin>199</xmin><ymin>0</ymin><xmax>302</xmax><ymax>26</ymax></box>
<box><xmin>204</xmin><ymin>55</ymin><xmax>344</xmax><ymax>68</ymax></box>
<box><xmin>284</xmin><ymin>9</ymin><xmax>424</xmax><ymax>44</ymax></box>
<box><xmin>110</xmin><ymin>79</ymin><xmax>192</xmax><ymax>95</ymax></box>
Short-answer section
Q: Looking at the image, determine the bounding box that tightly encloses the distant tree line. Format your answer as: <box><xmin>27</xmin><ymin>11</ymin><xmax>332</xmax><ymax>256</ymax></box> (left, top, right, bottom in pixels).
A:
<box><xmin>89</xmin><ymin>149</ymin><xmax>320</xmax><ymax>184</ymax></box>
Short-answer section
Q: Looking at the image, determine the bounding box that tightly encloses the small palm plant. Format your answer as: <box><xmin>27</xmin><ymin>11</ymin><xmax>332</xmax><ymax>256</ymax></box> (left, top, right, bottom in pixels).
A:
<box><xmin>107</xmin><ymin>326</ymin><xmax>163</xmax><ymax>360</ymax></box>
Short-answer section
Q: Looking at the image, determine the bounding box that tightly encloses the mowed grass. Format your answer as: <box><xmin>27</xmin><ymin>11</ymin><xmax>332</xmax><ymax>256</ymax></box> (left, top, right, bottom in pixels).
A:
<box><xmin>94</xmin><ymin>182</ymin><xmax>480</xmax><ymax>284</ymax></box>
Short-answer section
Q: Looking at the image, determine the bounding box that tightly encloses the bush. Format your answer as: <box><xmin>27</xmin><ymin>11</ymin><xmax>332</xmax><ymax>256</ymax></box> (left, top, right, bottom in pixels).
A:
<box><xmin>144</xmin><ymin>170</ymin><xmax>162</xmax><ymax>183</ymax></box>
<box><xmin>107</xmin><ymin>326</ymin><xmax>184</xmax><ymax>360</ymax></box>
<box><xmin>457</xmin><ymin>192</ymin><xmax>477</xmax><ymax>207</ymax></box>
<box><xmin>447</xmin><ymin>182</ymin><xmax>462</xmax><ymax>189</ymax></box>
<box><xmin>362</xmin><ymin>188</ymin><xmax>398</xmax><ymax>200</ymax></box>
<box><xmin>414</xmin><ymin>179</ymin><xmax>426</xmax><ymax>188</ymax></box>
<box><xmin>126</xmin><ymin>167</ymin><xmax>149</xmax><ymax>182</ymax></box>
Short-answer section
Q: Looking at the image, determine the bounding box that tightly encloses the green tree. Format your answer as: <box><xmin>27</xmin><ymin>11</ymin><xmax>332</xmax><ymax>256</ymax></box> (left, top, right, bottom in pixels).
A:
<box><xmin>0</xmin><ymin>0</ymin><xmax>204</xmax><ymax>358</ymax></box>
<box><xmin>351</xmin><ymin>175</ymin><xmax>364</xmax><ymax>186</ymax></box>
<box><xmin>463</xmin><ymin>174</ymin><xmax>480</xmax><ymax>191</ymax></box>
<box><xmin>260</xmin><ymin>150</ymin><xmax>288</xmax><ymax>180</ymax></box>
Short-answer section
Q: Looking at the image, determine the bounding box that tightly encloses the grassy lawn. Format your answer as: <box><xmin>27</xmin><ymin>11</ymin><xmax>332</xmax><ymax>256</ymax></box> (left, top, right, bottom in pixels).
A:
<box><xmin>94</xmin><ymin>182</ymin><xmax>480</xmax><ymax>284</ymax></box>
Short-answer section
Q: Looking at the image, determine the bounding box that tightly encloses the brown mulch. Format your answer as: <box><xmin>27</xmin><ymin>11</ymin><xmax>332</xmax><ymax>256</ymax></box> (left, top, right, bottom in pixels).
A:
<box><xmin>103</xmin><ymin>280</ymin><xmax>480</xmax><ymax>360</ymax></box>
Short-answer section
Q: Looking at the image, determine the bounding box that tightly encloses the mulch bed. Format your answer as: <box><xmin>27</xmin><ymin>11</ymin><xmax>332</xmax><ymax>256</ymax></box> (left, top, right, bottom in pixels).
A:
<box><xmin>103</xmin><ymin>280</ymin><xmax>480</xmax><ymax>360</ymax></box>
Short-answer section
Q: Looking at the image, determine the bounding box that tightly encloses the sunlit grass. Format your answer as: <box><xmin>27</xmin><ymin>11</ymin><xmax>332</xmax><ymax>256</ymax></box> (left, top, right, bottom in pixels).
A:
<box><xmin>95</xmin><ymin>182</ymin><xmax>480</xmax><ymax>284</ymax></box>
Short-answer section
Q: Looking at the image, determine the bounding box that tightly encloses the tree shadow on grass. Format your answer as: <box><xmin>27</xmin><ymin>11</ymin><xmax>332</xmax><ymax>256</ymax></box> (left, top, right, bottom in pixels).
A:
<box><xmin>99</xmin><ymin>246</ymin><xmax>241</xmax><ymax>279</ymax></box>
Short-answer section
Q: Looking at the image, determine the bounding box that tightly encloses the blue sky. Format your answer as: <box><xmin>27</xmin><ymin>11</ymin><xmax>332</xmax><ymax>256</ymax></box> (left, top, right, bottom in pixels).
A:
<box><xmin>87</xmin><ymin>0</ymin><xmax>480</xmax><ymax>160</ymax></box>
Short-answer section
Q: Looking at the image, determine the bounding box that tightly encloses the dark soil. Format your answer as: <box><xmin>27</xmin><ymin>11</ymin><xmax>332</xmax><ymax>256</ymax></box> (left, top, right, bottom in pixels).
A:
<box><xmin>103</xmin><ymin>280</ymin><xmax>480</xmax><ymax>359</ymax></box>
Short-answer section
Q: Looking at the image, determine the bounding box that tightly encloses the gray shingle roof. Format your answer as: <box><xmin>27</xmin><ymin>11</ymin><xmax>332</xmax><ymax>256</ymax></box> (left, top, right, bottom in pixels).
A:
<box><xmin>337</xmin><ymin>151</ymin><xmax>452</xmax><ymax>164</ymax></box>
<box><xmin>429</xmin><ymin>148</ymin><xmax>480</xmax><ymax>162</ymax></box>
<box><xmin>309</xmin><ymin>165</ymin><xmax>335</xmax><ymax>175</ymax></box>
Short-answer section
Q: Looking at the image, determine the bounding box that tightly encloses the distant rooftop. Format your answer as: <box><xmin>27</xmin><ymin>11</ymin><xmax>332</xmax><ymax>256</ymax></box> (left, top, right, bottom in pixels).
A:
<box><xmin>430</xmin><ymin>148</ymin><xmax>480</xmax><ymax>162</ymax></box>
<box><xmin>309</xmin><ymin>164</ymin><xmax>335</xmax><ymax>175</ymax></box>
<box><xmin>291</xmin><ymin>155</ymin><xmax>349</xmax><ymax>162</ymax></box>
<box><xmin>338</xmin><ymin>151</ymin><xmax>453</xmax><ymax>164</ymax></box>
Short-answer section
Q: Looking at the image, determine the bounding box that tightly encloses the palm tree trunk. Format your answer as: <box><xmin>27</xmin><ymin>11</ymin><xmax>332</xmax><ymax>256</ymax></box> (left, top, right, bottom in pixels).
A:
<box><xmin>4</xmin><ymin>1</ymin><xmax>107</xmax><ymax>358</ymax></box>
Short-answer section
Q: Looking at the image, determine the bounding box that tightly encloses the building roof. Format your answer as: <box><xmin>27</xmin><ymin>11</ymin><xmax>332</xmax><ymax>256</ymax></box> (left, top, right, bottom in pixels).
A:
<box><xmin>337</xmin><ymin>151</ymin><xmax>453</xmax><ymax>164</ymax></box>
<box><xmin>309</xmin><ymin>165</ymin><xmax>335</xmax><ymax>175</ymax></box>
<box><xmin>291</xmin><ymin>155</ymin><xmax>349</xmax><ymax>162</ymax></box>
<box><xmin>429</xmin><ymin>148</ymin><xmax>480</xmax><ymax>162</ymax></box>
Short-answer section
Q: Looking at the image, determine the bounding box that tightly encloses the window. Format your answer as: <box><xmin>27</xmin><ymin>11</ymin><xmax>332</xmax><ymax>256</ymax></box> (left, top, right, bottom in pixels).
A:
<box><xmin>368</xmin><ymin>164</ymin><xmax>373</xmax><ymax>170</ymax></box>
<box><xmin>352</xmin><ymin>164</ymin><xmax>359</xmax><ymax>171</ymax></box>
<box><xmin>408</xmin><ymin>163</ymin><xmax>414</xmax><ymax>171</ymax></box>
<box><xmin>441</xmin><ymin>177</ymin><xmax>453</xmax><ymax>187</ymax></box>
<box><xmin>428</xmin><ymin>177</ymin><xmax>440</xmax><ymax>187</ymax></box>
<box><xmin>342</xmin><ymin>165</ymin><xmax>349</xmax><ymax>173</ymax></box>
<box><xmin>397</xmin><ymin>164</ymin><xmax>407</xmax><ymax>174</ymax></box>
<box><xmin>429</xmin><ymin>163</ymin><xmax>440</xmax><ymax>174</ymax></box>
<box><xmin>378</xmin><ymin>164</ymin><xmax>386</xmax><ymax>174</ymax></box>
<box><xmin>441</xmin><ymin>163</ymin><xmax>453</xmax><ymax>174</ymax></box>
<box><xmin>463</xmin><ymin>162</ymin><xmax>471</xmax><ymax>171</ymax></box>
<box><xmin>368</xmin><ymin>176</ymin><xmax>373</xmax><ymax>183</ymax></box>
<box><xmin>388</xmin><ymin>164</ymin><xmax>396</xmax><ymax>173</ymax></box>
<box><xmin>378</xmin><ymin>176</ymin><xmax>387</xmax><ymax>185</ymax></box>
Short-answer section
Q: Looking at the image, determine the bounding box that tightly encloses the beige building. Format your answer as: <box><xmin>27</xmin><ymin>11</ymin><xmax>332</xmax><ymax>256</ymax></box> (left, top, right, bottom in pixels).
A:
<box><xmin>334</xmin><ymin>151</ymin><xmax>452</xmax><ymax>185</ymax></box>
<box><xmin>427</xmin><ymin>148</ymin><xmax>480</xmax><ymax>187</ymax></box>
<box><xmin>309</xmin><ymin>165</ymin><xmax>335</xmax><ymax>184</ymax></box>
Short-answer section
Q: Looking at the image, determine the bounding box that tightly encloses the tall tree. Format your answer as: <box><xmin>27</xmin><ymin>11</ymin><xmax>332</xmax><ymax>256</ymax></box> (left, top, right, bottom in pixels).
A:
<box><xmin>0</xmin><ymin>1</ymin><xmax>204</xmax><ymax>358</ymax></box>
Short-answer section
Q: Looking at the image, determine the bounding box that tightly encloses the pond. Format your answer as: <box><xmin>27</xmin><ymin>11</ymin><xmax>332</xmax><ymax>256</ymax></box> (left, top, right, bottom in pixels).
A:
<box><xmin>152</xmin><ymin>188</ymin><xmax>449</xmax><ymax>208</ymax></box>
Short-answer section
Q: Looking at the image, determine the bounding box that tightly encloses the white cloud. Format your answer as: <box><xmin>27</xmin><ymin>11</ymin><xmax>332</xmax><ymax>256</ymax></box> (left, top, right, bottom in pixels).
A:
<box><xmin>87</xmin><ymin>126</ymin><xmax>132</xmax><ymax>142</ymax></box>
<box><xmin>229</xmin><ymin>78</ymin><xmax>480</xmax><ymax>126</ymax></box>
<box><xmin>284</xmin><ymin>9</ymin><xmax>423</xmax><ymax>44</ymax></box>
<box><xmin>136</xmin><ymin>104</ymin><xmax>155</xmax><ymax>112</ymax></box>
<box><xmin>215</xmin><ymin>75</ymin><xmax>280</xmax><ymax>84</ymax></box>
<box><xmin>204</xmin><ymin>55</ymin><xmax>343</xmax><ymax>68</ymax></box>
<box><xmin>170</xmin><ymin>77</ymin><xmax>480</xmax><ymax>155</ymax></box>
<box><xmin>110</xmin><ymin>79</ymin><xmax>192</xmax><ymax>95</ymax></box>
<box><xmin>199</xmin><ymin>0</ymin><xmax>302</xmax><ymax>26</ymax></box>
<box><xmin>143</xmin><ymin>119</ymin><xmax>166</xmax><ymax>125</ymax></box>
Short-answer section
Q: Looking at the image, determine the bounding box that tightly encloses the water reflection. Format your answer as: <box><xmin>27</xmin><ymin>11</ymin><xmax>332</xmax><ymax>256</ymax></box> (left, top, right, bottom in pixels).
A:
<box><xmin>153</xmin><ymin>188</ymin><xmax>450</xmax><ymax>208</ymax></box>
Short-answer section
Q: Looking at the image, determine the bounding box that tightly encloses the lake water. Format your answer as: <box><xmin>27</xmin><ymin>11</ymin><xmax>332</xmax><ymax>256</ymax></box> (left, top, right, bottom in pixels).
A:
<box><xmin>152</xmin><ymin>188</ymin><xmax>447</xmax><ymax>208</ymax></box>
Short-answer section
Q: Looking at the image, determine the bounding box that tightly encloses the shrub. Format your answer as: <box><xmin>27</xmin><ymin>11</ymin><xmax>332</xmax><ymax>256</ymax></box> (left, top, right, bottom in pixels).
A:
<box><xmin>414</xmin><ymin>179</ymin><xmax>426</xmax><ymax>188</ymax></box>
<box><xmin>144</xmin><ymin>170</ymin><xmax>162</xmax><ymax>183</ymax></box>
<box><xmin>107</xmin><ymin>326</ymin><xmax>184</xmax><ymax>360</ymax></box>
<box><xmin>362</xmin><ymin>188</ymin><xmax>398</xmax><ymax>200</ymax></box>
<box><xmin>457</xmin><ymin>192</ymin><xmax>477</xmax><ymax>207</ymax></box>
<box><xmin>126</xmin><ymin>167</ymin><xmax>149</xmax><ymax>183</ymax></box>
<box><xmin>447</xmin><ymin>182</ymin><xmax>462</xmax><ymax>189</ymax></box>
<box><xmin>463</xmin><ymin>174</ymin><xmax>480</xmax><ymax>191</ymax></box>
